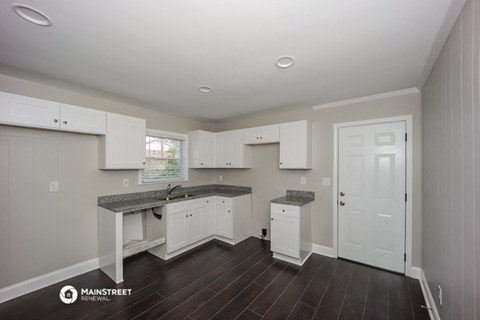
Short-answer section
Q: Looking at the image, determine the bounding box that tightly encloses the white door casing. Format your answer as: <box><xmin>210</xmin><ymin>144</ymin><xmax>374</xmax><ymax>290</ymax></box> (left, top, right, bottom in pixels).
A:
<box><xmin>337</xmin><ymin>121</ymin><xmax>406</xmax><ymax>273</ymax></box>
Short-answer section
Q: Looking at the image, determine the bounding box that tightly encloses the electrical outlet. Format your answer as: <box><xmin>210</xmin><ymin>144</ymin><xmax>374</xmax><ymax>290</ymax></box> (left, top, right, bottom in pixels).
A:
<box><xmin>300</xmin><ymin>177</ymin><xmax>307</xmax><ymax>185</ymax></box>
<box><xmin>122</xmin><ymin>178</ymin><xmax>129</xmax><ymax>187</ymax></box>
<box><xmin>438</xmin><ymin>285</ymin><xmax>443</xmax><ymax>305</ymax></box>
<box><xmin>218</xmin><ymin>175</ymin><xmax>223</xmax><ymax>181</ymax></box>
<box><xmin>49</xmin><ymin>181</ymin><xmax>59</xmax><ymax>192</ymax></box>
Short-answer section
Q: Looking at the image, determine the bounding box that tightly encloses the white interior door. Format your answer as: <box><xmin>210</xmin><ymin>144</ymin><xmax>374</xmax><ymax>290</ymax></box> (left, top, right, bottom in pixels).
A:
<box><xmin>338</xmin><ymin>121</ymin><xmax>406</xmax><ymax>273</ymax></box>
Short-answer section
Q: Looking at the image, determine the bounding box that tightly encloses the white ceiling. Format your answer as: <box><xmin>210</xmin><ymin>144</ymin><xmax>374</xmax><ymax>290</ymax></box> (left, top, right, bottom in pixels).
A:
<box><xmin>0</xmin><ymin>0</ymin><xmax>453</xmax><ymax>121</ymax></box>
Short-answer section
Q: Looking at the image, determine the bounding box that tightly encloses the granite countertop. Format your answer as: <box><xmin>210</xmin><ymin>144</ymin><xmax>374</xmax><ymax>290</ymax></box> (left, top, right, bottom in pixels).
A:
<box><xmin>98</xmin><ymin>184</ymin><xmax>251</xmax><ymax>213</ymax></box>
<box><xmin>271</xmin><ymin>190</ymin><xmax>315</xmax><ymax>206</ymax></box>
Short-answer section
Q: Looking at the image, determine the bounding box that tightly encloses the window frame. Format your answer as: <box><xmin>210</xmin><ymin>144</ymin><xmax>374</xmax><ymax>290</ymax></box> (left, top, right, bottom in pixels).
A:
<box><xmin>138</xmin><ymin>129</ymin><xmax>189</xmax><ymax>185</ymax></box>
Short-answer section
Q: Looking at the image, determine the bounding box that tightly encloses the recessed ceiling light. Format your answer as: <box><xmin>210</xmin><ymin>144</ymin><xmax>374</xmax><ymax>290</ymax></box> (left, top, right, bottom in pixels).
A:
<box><xmin>275</xmin><ymin>56</ymin><xmax>295</xmax><ymax>69</ymax></box>
<box><xmin>199</xmin><ymin>87</ymin><xmax>212</xmax><ymax>93</ymax></box>
<box><xmin>11</xmin><ymin>3</ymin><xmax>52</xmax><ymax>27</ymax></box>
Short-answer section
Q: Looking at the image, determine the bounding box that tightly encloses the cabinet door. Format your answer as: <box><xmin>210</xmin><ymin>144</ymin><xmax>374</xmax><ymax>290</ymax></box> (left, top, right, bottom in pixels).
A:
<box><xmin>189</xmin><ymin>130</ymin><xmax>215</xmax><ymax>168</ymax></box>
<box><xmin>215</xmin><ymin>131</ymin><xmax>233</xmax><ymax>168</ymax></box>
<box><xmin>215</xmin><ymin>130</ymin><xmax>250</xmax><ymax>168</ymax></box>
<box><xmin>271</xmin><ymin>214</ymin><xmax>300</xmax><ymax>258</ymax></box>
<box><xmin>99</xmin><ymin>113</ymin><xmax>146</xmax><ymax>169</ymax></box>
<box><xmin>204</xmin><ymin>198</ymin><xmax>214</xmax><ymax>237</ymax></box>
<box><xmin>215</xmin><ymin>205</ymin><xmax>233</xmax><ymax>239</ymax></box>
<box><xmin>167</xmin><ymin>212</ymin><xmax>188</xmax><ymax>253</ymax></box>
<box><xmin>279</xmin><ymin>120</ymin><xmax>311</xmax><ymax>169</ymax></box>
<box><xmin>60</xmin><ymin>104</ymin><xmax>106</xmax><ymax>135</ymax></box>
<box><xmin>0</xmin><ymin>91</ymin><xmax>60</xmax><ymax>129</ymax></box>
<box><xmin>244</xmin><ymin>125</ymin><xmax>279</xmax><ymax>144</ymax></box>
<box><xmin>186</xmin><ymin>207</ymin><xmax>206</xmax><ymax>244</ymax></box>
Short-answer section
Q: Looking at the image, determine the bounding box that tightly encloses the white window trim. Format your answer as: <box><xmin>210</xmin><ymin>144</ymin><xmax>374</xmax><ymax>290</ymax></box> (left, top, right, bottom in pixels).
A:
<box><xmin>138</xmin><ymin>129</ymin><xmax>189</xmax><ymax>185</ymax></box>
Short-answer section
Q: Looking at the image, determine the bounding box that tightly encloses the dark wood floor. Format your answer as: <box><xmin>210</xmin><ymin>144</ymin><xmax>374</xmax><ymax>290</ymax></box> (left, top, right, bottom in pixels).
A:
<box><xmin>0</xmin><ymin>238</ymin><xmax>429</xmax><ymax>320</ymax></box>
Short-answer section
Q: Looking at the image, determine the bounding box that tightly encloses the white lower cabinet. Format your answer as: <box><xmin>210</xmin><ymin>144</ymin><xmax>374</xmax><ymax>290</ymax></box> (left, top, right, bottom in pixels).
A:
<box><xmin>270</xmin><ymin>203</ymin><xmax>312</xmax><ymax>266</ymax></box>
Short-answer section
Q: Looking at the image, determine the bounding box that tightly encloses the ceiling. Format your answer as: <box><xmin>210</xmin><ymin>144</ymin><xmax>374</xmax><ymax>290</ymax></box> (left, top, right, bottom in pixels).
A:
<box><xmin>0</xmin><ymin>0</ymin><xmax>453</xmax><ymax>121</ymax></box>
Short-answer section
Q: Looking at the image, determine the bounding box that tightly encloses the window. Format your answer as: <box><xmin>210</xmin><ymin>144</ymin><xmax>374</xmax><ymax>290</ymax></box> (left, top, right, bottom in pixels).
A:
<box><xmin>139</xmin><ymin>129</ymin><xmax>188</xmax><ymax>184</ymax></box>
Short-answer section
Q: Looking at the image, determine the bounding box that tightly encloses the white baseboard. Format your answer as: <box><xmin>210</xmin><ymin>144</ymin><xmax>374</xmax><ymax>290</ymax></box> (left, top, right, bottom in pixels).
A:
<box><xmin>0</xmin><ymin>258</ymin><xmax>99</xmax><ymax>304</ymax></box>
<box><xmin>312</xmin><ymin>244</ymin><xmax>335</xmax><ymax>258</ymax></box>
<box><xmin>419</xmin><ymin>269</ymin><xmax>441</xmax><ymax>320</ymax></box>
<box><xmin>409</xmin><ymin>266</ymin><xmax>422</xmax><ymax>280</ymax></box>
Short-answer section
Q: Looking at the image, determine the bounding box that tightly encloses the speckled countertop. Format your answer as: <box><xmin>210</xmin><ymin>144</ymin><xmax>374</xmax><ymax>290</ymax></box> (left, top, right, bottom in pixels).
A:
<box><xmin>98</xmin><ymin>184</ymin><xmax>251</xmax><ymax>213</ymax></box>
<box><xmin>271</xmin><ymin>190</ymin><xmax>315</xmax><ymax>206</ymax></box>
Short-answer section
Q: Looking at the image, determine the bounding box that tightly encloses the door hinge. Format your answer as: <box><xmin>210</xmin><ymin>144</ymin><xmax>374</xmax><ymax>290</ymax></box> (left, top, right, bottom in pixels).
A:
<box><xmin>405</xmin><ymin>193</ymin><xmax>407</xmax><ymax>202</ymax></box>
<box><xmin>405</xmin><ymin>133</ymin><xmax>407</xmax><ymax>141</ymax></box>
<box><xmin>404</xmin><ymin>253</ymin><xmax>407</xmax><ymax>262</ymax></box>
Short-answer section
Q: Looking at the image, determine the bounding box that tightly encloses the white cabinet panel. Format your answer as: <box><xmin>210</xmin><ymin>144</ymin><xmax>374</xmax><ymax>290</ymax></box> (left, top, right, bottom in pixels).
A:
<box><xmin>189</xmin><ymin>130</ymin><xmax>215</xmax><ymax>168</ymax></box>
<box><xmin>244</xmin><ymin>124</ymin><xmax>279</xmax><ymax>144</ymax></box>
<box><xmin>279</xmin><ymin>120</ymin><xmax>312</xmax><ymax>169</ymax></box>
<box><xmin>215</xmin><ymin>130</ymin><xmax>251</xmax><ymax>168</ymax></box>
<box><xmin>0</xmin><ymin>91</ymin><xmax>60</xmax><ymax>129</ymax></box>
<box><xmin>204</xmin><ymin>197</ymin><xmax>214</xmax><ymax>237</ymax></box>
<box><xmin>99</xmin><ymin>113</ymin><xmax>146</xmax><ymax>169</ymax></box>
<box><xmin>271</xmin><ymin>214</ymin><xmax>300</xmax><ymax>258</ymax></box>
<box><xmin>60</xmin><ymin>103</ymin><xmax>106</xmax><ymax>135</ymax></box>
<box><xmin>215</xmin><ymin>203</ymin><xmax>233</xmax><ymax>239</ymax></box>
<box><xmin>167</xmin><ymin>212</ymin><xmax>188</xmax><ymax>253</ymax></box>
<box><xmin>186</xmin><ymin>207</ymin><xmax>206</xmax><ymax>243</ymax></box>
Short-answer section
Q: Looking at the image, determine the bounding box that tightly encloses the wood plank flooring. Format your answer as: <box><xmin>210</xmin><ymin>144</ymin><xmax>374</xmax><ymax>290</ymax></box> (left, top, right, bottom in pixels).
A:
<box><xmin>0</xmin><ymin>238</ymin><xmax>429</xmax><ymax>320</ymax></box>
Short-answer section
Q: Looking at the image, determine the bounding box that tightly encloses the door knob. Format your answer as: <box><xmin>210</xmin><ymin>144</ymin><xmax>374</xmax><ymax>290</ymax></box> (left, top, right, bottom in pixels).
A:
<box><xmin>340</xmin><ymin>192</ymin><xmax>345</xmax><ymax>197</ymax></box>
<box><xmin>339</xmin><ymin>201</ymin><xmax>345</xmax><ymax>206</ymax></box>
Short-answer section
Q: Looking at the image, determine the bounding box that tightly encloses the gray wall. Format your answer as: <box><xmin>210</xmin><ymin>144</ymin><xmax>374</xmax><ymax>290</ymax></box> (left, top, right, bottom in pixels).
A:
<box><xmin>0</xmin><ymin>74</ymin><xmax>216</xmax><ymax>288</ymax></box>
<box><xmin>422</xmin><ymin>0</ymin><xmax>479</xmax><ymax>318</ymax></box>
<box><xmin>215</xmin><ymin>93</ymin><xmax>423</xmax><ymax>267</ymax></box>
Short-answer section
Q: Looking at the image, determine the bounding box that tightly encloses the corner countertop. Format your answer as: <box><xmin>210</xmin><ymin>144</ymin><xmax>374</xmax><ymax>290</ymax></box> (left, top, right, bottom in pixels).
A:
<box><xmin>271</xmin><ymin>190</ymin><xmax>315</xmax><ymax>206</ymax></box>
<box><xmin>98</xmin><ymin>184</ymin><xmax>251</xmax><ymax>213</ymax></box>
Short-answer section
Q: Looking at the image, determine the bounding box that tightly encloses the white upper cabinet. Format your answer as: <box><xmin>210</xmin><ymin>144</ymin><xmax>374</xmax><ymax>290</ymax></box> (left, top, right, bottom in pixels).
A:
<box><xmin>60</xmin><ymin>103</ymin><xmax>106</xmax><ymax>135</ymax></box>
<box><xmin>99</xmin><ymin>113</ymin><xmax>146</xmax><ymax>170</ymax></box>
<box><xmin>243</xmin><ymin>124</ymin><xmax>279</xmax><ymax>144</ymax></box>
<box><xmin>0</xmin><ymin>91</ymin><xmax>60</xmax><ymax>129</ymax></box>
<box><xmin>189</xmin><ymin>130</ymin><xmax>215</xmax><ymax>168</ymax></box>
<box><xmin>0</xmin><ymin>91</ymin><xmax>106</xmax><ymax>134</ymax></box>
<box><xmin>215</xmin><ymin>130</ymin><xmax>252</xmax><ymax>168</ymax></box>
<box><xmin>279</xmin><ymin>120</ymin><xmax>312</xmax><ymax>169</ymax></box>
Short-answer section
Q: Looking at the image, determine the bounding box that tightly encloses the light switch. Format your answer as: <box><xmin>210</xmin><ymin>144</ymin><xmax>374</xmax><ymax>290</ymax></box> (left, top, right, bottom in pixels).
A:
<box><xmin>300</xmin><ymin>177</ymin><xmax>307</xmax><ymax>185</ymax></box>
<box><xmin>321</xmin><ymin>177</ymin><xmax>331</xmax><ymax>186</ymax></box>
<box><xmin>123</xmin><ymin>178</ymin><xmax>129</xmax><ymax>187</ymax></box>
<box><xmin>218</xmin><ymin>175</ymin><xmax>223</xmax><ymax>181</ymax></box>
<box><xmin>50</xmin><ymin>181</ymin><xmax>59</xmax><ymax>192</ymax></box>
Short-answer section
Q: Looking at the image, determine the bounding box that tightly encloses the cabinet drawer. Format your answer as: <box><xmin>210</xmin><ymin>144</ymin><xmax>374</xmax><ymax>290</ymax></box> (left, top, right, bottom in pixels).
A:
<box><xmin>271</xmin><ymin>203</ymin><xmax>300</xmax><ymax>218</ymax></box>
<box><xmin>215</xmin><ymin>197</ymin><xmax>233</xmax><ymax>207</ymax></box>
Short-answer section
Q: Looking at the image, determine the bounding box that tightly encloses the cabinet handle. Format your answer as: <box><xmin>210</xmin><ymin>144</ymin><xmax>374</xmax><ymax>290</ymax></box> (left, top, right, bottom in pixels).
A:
<box><xmin>256</xmin><ymin>137</ymin><xmax>259</xmax><ymax>139</ymax></box>
<box><xmin>63</xmin><ymin>120</ymin><xmax>67</xmax><ymax>125</ymax></box>
<box><xmin>260</xmin><ymin>136</ymin><xmax>263</xmax><ymax>139</ymax></box>
<box><xmin>201</xmin><ymin>162</ymin><xmax>203</xmax><ymax>165</ymax></box>
<box><xmin>190</xmin><ymin>214</ymin><xmax>192</xmax><ymax>217</ymax></box>
<box><xmin>206</xmin><ymin>200</ymin><xmax>209</xmax><ymax>203</ymax></box>
<box><xmin>186</xmin><ymin>215</ymin><xmax>188</xmax><ymax>217</ymax></box>
<box><xmin>282</xmin><ymin>209</ymin><xmax>285</xmax><ymax>212</ymax></box>
<box><xmin>228</xmin><ymin>210</ymin><xmax>230</xmax><ymax>213</ymax></box>
<box><xmin>143</xmin><ymin>162</ymin><xmax>146</xmax><ymax>165</ymax></box>
<box><xmin>53</xmin><ymin>119</ymin><xmax>58</xmax><ymax>123</ymax></box>
<box><xmin>279</xmin><ymin>162</ymin><xmax>283</xmax><ymax>165</ymax></box>
<box><xmin>271</xmin><ymin>218</ymin><xmax>273</xmax><ymax>221</ymax></box>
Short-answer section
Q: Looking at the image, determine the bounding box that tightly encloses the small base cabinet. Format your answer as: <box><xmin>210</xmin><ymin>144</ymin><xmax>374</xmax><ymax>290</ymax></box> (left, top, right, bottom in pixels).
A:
<box><xmin>270</xmin><ymin>203</ymin><xmax>312</xmax><ymax>266</ymax></box>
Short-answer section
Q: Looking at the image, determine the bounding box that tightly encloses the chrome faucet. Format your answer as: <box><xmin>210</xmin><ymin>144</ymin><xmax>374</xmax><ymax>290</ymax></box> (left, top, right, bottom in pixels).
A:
<box><xmin>166</xmin><ymin>184</ymin><xmax>182</xmax><ymax>196</ymax></box>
